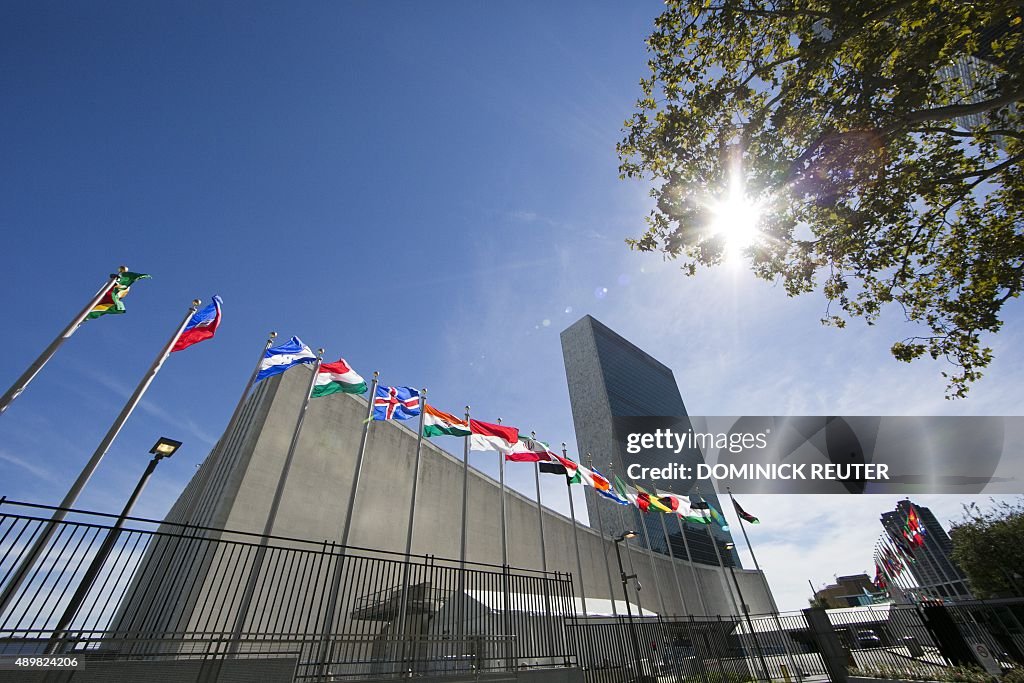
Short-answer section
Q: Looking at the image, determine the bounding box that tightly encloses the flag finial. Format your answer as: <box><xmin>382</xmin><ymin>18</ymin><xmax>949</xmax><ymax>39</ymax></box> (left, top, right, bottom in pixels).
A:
<box><xmin>118</xmin><ymin>265</ymin><xmax>129</xmax><ymax>273</ymax></box>
<box><xmin>268</xmin><ymin>331</ymin><xmax>277</xmax><ymax>339</ymax></box>
<box><xmin>191</xmin><ymin>299</ymin><xmax>201</xmax><ymax>307</ymax></box>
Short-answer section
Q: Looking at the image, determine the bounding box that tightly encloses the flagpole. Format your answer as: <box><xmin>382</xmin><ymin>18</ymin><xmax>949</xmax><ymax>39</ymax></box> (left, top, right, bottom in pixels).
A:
<box><xmin>657</xmin><ymin>509</ymin><xmax>688</xmax><ymax>615</ymax></box>
<box><xmin>676</xmin><ymin>514</ymin><xmax>709</xmax><ymax>615</ymax></box>
<box><xmin>635</xmin><ymin>501</ymin><xmax>669</xmax><ymax>618</ymax></box>
<box><xmin>0</xmin><ymin>298</ymin><xmax>200</xmax><ymax>621</ymax></box>
<box><xmin>458</xmin><ymin>405</ymin><xmax>470</xmax><ymax>647</ymax></box>
<box><xmin>496</xmin><ymin>417</ymin><xmax>512</xmax><ymax>671</ymax></box>
<box><xmin>609</xmin><ymin>461</ymin><xmax>643</xmax><ymax>614</ymax></box>
<box><xmin>497</xmin><ymin>417</ymin><xmax>508</xmax><ymax>569</ymax></box>
<box><xmin>530</xmin><ymin>433</ymin><xmax>548</xmax><ymax>573</ymax></box>
<box><xmin>229</xmin><ymin>349</ymin><xmax>324</xmax><ymax>650</ymax></box>
<box><xmin>529</xmin><ymin>431</ymin><xmax>555</xmax><ymax>659</ymax></box>
<box><xmin>187</xmin><ymin>331</ymin><xmax>277</xmax><ymax>524</ymax></box>
<box><xmin>460</xmin><ymin>406</ymin><xmax>470</xmax><ymax>570</ymax></box>
<box><xmin>563</xmin><ymin>446</ymin><xmax>588</xmax><ymax>615</ymax></box>
<box><xmin>703</xmin><ymin>508</ymin><xmax>742</xmax><ymax>617</ymax></box>
<box><xmin>398</xmin><ymin>388</ymin><xmax>428</xmax><ymax>671</ymax></box>
<box><xmin>0</xmin><ymin>267</ymin><xmax>126</xmax><ymax>417</ymax></box>
<box><xmin>318</xmin><ymin>371</ymin><xmax>379</xmax><ymax>675</ymax></box>
<box><xmin>729</xmin><ymin>489</ymin><xmax>802</xmax><ymax>682</ymax></box>
<box><xmin>340</xmin><ymin>372</ymin><xmax>380</xmax><ymax>548</ymax></box>
<box><xmin>583</xmin><ymin>453</ymin><xmax>616</xmax><ymax>617</ymax></box>
<box><xmin>880</xmin><ymin>534</ymin><xmax>916</xmax><ymax>601</ymax></box>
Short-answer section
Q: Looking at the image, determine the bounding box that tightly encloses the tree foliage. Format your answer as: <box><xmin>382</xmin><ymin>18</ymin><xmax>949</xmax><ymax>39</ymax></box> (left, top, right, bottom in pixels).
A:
<box><xmin>949</xmin><ymin>498</ymin><xmax>1024</xmax><ymax>598</ymax></box>
<box><xmin>618</xmin><ymin>0</ymin><xmax>1024</xmax><ymax>397</ymax></box>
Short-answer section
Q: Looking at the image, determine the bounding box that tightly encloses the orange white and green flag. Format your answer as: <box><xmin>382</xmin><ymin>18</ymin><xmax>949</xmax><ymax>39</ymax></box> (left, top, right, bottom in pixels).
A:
<box><xmin>423</xmin><ymin>405</ymin><xmax>471</xmax><ymax>437</ymax></box>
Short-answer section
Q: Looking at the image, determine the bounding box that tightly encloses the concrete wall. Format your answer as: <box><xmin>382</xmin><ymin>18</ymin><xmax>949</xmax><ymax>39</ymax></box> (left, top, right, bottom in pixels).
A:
<box><xmin>121</xmin><ymin>364</ymin><xmax>772</xmax><ymax>641</ymax></box>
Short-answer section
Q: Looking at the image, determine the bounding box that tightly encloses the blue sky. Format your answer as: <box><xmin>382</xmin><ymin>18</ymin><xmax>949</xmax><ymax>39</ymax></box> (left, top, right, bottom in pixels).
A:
<box><xmin>2</xmin><ymin>2</ymin><xmax>1021</xmax><ymax>611</ymax></box>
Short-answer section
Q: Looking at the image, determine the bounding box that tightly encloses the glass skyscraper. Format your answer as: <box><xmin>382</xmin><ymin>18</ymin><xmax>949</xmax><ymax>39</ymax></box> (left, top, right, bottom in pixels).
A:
<box><xmin>560</xmin><ymin>314</ymin><xmax>739</xmax><ymax>567</ymax></box>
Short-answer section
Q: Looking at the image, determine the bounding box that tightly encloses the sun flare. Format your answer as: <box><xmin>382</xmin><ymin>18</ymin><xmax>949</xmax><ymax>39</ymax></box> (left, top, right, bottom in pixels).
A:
<box><xmin>707</xmin><ymin>177</ymin><xmax>765</xmax><ymax>257</ymax></box>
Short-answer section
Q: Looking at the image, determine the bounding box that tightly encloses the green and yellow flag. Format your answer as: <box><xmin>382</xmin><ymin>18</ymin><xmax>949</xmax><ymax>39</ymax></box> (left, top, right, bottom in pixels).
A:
<box><xmin>87</xmin><ymin>271</ymin><xmax>150</xmax><ymax>319</ymax></box>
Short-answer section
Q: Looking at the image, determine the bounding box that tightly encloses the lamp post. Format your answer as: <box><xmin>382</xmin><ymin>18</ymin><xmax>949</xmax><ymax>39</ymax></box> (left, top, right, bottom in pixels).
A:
<box><xmin>724</xmin><ymin>542</ymin><xmax>770</xmax><ymax>680</ymax></box>
<box><xmin>614</xmin><ymin>531</ymin><xmax>649</xmax><ymax>683</ymax></box>
<box><xmin>46</xmin><ymin>437</ymin><xmax>182</xmax><ymax>654</ymax></box>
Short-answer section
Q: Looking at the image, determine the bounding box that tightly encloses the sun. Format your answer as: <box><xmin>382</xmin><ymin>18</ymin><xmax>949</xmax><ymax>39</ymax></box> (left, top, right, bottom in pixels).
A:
<box><xmin>706</xmin><ymin>177</ymin><xmax>764</xmax><ymax>257</ymax></box>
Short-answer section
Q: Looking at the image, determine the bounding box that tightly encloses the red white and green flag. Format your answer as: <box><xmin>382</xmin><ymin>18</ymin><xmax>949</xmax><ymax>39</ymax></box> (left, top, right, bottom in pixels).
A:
<box><xmin>311</xmin><ymin>359</ymin><xmax>367</xmax><ymax>398</ymax></box>
<box><xmin>423</xmin><ymin>405</ymin><xmax>471</xmax><ymax>437</ymax></box>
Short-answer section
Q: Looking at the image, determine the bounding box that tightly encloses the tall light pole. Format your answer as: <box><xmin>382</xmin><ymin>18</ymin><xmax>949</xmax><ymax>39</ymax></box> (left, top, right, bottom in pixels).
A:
<box><xmin>47</xmin><ymin>437</ymin><xmax>183</xmax><ymax>654</ymax></box>
<box><xmin>614</xmin><ymin>531</ymin><xmax>650</xmax><ymax>683</ymax></box>
<box><xmin>724</xmin><ymin>542</ymin><xmax>770</xmax><ymax>680</ymax></box>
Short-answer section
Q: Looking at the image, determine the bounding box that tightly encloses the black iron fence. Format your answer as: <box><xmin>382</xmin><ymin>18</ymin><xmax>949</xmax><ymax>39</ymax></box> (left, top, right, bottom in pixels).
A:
<box><xmin>822</xmin><ymin>600</ymin><xmax>1024</xmax><ymax>678</ymax></box>
<box><xmin>567</xmin><ymin>610</ymin><xmax>830</xmax><ymax>683</ymax></box>
<box><xmin>4</xmin><ymin>498</ymin><xmax>1024</xmax><ymax>683</ymax></box>
<box><xmin>0</xmin><ymin>500</ymin><xmax>575</xmax><ymax>679</ymax></box>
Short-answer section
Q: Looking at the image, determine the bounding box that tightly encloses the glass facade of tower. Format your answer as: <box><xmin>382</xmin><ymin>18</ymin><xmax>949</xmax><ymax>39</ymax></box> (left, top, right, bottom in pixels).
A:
<box><xmin>561</xmin><ymin>314</ymin><xmax>739</xmax><ymax>568</ymax></box>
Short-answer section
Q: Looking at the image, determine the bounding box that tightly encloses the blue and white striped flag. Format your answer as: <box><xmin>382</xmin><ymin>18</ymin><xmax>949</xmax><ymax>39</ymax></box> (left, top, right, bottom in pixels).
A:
<box><xmin>255</xmin><ymin>336</ymin><xmax>316</xmax><ymax>382</ymax></box>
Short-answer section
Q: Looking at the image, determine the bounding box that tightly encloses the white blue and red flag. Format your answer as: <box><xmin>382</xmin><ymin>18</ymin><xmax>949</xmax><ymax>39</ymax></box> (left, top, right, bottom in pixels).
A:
<box><xmin>172</xmin><ymin>295</ymin><xmax>223</xmax><ymax>353</ymax></box>
<box><xmin>373</xmin><ymin>385</ymin><xmax>421</xmax><ymax>421</ymax></box>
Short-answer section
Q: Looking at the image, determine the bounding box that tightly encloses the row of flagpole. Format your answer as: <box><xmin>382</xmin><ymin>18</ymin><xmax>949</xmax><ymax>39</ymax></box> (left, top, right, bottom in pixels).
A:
<box><xmin>195</xmin><ymin>332</ymin><xmax>788</xmax><ymax>634</ymax></box>
<box><xmin>0</xmin><ymin>291</ymin><xmax>206</xmax><ymax>619</ymax></box>
<box><xmin>0</xmin><ymin>267</ymin><xmax>789</xmax><ymax>634</ymax></box>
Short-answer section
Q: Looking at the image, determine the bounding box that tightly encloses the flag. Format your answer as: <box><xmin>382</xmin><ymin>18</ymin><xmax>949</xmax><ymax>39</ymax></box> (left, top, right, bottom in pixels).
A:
<box><xmin>656</xmin><ymin>490</ymin><xmax>702</xmax><ymax>523</ymax></box>
<box><xmin>636</xmin><ymin>484</ymin><xmax>672</xmax><ymax>513</ymax></box>
<box><xmin>539</xmin><ymin>460</ymin><xmax>568</xmax><ymax>476</ymax></box>
<box><xmin>311</xmin><ymin>358</ymin><xmax>367</xmax><ymax>397</ymax></box>
<box><xmin>373</xmin><ymin>385</ymin><xmax>421</xmax><ymax>421</ymax></box>
<box><xmin>423</xmin><ymin>405</ymin><xmax>470</xmax><ymax>437</ymax></box>
<box><xmin>256</xmin><ymin>336</ymin><xmax>316</xmax><ymax>382</ymax></box>
<box><xmin>469</xmin><ymin>419</ymin><xmax>519</xmax><ymax>453</ymax></box>
<box><xmin>86</xmin><ymin>271</ymin><xmax>151</xmax><ymax>319</ymax></box>
<box><xmin>907</xmin><ymin>505</ymin><xmax>921</xmax><ymax>532</ymax></box>
<box><xmin>874</xmin><ymin>563</ymin><xmax>887</xmax><ymax>589</ymax></box>
<box><xmin>171</xmin><ymin>296</ymin><xmax>223</xmax><ymax>352</ymax></box>
<box><xmin>570</xmin><ymin>462</ymin><xmax>612</xmax><ymax>492</ymax></box>
<box><xmin>657</xmin><ymin>493</ymin><xmax>680</xmax><ymax>512</ymax></box>
<box><xmin>733</xmin><ymin>498</ymin><xmax>760</xmax><ymax>524</ymax></box>
<box><xmin>591</xmin><ymin>467</ymin><xmax>631</xmax><ymax>504</ymax></box>
<box><xmin>505</xmin><ymin>437</ymin><xmax>558</xmax><ymax>462</ymax></box>
<box><xmin>614</xmin><ymin>476</ymin><xmax>645</xmax><ymax>511</ymax></box>
<box><xmin>692</xmin><ymin>499</ymin><xmax>729</xmax><ymax>529</ymax></box>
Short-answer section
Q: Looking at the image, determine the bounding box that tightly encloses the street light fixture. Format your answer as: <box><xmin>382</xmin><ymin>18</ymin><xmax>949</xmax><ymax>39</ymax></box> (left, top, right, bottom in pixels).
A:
<box><xmin>150</xmin><ymin>437</ymin><xmax>182</xmax><ymax>458</ymax></box>
<box><xmin>47</xmin><ymin>437</ymin><xmax>182</xmax><ymax>654</ymax></box>
<box><xmin>613</xmin><ymin>531</ymin><xmax>650</xmax><ymax>682</ymax></box>
<box><xmin>724</xmin><ymin>543</ymin><xmax>770</xmax><ymax>680</ymax></box>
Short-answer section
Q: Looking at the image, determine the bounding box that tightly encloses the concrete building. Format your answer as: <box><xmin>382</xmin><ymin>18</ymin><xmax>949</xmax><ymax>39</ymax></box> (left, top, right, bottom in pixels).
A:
<box><xmin>114</xmin><ymin>361</ymin><xmax>771</xmax><ymax>662</ymax></box>
<box><xmin>881</xmin><ymin>500</ymin><xmax>971</xmax><ymax>600</ymax></box>
<box><xmin>814</xmin><ymin>574</ymin><xmax>877</xmax><ymax>609</ymax></box>
<box><xmin>560</xmin><ymin>315</ymin><xmax>739</xmax><ymax>572</ymax></box>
